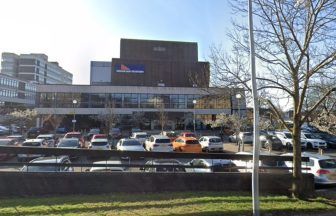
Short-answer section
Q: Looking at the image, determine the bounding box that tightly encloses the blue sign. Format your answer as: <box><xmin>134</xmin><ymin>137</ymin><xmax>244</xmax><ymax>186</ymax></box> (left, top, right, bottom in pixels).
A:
<box><xmin>115</xmin><ymin>64</ymin><xmax>145</xmax><ymax>74</ymax></box>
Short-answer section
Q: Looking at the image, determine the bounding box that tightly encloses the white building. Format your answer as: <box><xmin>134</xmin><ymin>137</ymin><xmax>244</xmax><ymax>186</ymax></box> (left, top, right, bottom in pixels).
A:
<box><xmin>1</xmin><ymin>52</ymin><xmax>73</xmax><ymax>84</ymax></box>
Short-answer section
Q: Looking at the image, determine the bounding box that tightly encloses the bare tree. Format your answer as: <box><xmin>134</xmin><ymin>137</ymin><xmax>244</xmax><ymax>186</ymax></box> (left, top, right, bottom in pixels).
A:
<box><xmin>157</xmin><ymin>102</ymin><xmax>168</xmax><ymax>133</ymax></box>
<box><xmin>210</xmin><ymin>0</ymin><xmax>336</xmax><ymax>198</ymax></box>
<box><xmin>94</xmin><ymin>101</ymin><xmax>119</xmax><ymax>134</ymax></box>
<box><xmin>4</xmin><ymin>109</ymin><xmax>37</xmax><ymax>133</ymax></box>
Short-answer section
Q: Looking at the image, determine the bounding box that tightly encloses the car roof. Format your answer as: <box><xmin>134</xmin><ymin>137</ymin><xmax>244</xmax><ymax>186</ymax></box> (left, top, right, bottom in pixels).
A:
<box><xmin>24</xmin><ymin>139</ymin><xmax>44</xmax><ymax>143</ymax></box>
<box><xmin>201</xmin><ymin>136</ymin><xmax>221</xmax><ymax>139</ymax></box>
<box><xmin>93</xmin><ymin>160</ymin><xmax>122</xmax><ymax>165</ymax></box>
<box><xmin>91</xmin><ymin>138</ymin><xmax>108</xmax><ymax>142</ymax></box>
<box><xmin>121</xmin><ymin>138</ymin><xmax>140</xmax><ymax>142</ymax></box>
<box><xmin>61</xmin><ymin>138</ymin><xmax>79</xmax><ymax>141</ymax></box>
<box><xmin>30</xmin><ymin>156</ymin><xmax>70</xmax><ymax>163</ymax></box>
<box><xmin>177</xmin><ymin>136</ymin><xmax>197</xmax><ymax>141</ymax></box>
<box><xmin>66</xmin><ymin>132</ymin><xmax>81</xmax><ymax>135</ymax></box>
<box><xmin>37</xmin><ymin>134</ymin><xmax>54</xmax><ymax>137</ymax></box>
<box><xmin>133</xmin><ymin>132</ymin><xmax>147</xmax><ymax>135</ymax></box>
<box><xmin>148</xmin><ymin>159</ymin><xmax>182</xmax><ymax>164</ymax></box>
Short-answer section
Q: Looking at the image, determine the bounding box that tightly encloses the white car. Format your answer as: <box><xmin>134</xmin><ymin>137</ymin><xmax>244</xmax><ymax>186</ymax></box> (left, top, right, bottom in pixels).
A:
<box><xmin>116</xmin><ymin>138</ymin><xmax>145</xmax><ymax>151</ymax></box>
<box><xmin>17</xmin><ymin>139</ymin><xmax>47</xmax><ymax>161</ymax></box>
<box><xmin>199</xmin><ymin>136</ymin><xmax>224</xmax><ymax>152</ymax></box>
<box><xmin>21</xmin><ymin>156</ymin><xmax>73</xmax><ymax>172</ymax></box>
<box><xmin>301</xmin><ymin>132</ymin><xmax>327</xmax><ymax>149</ymax></box>
<box><xmin>130</xmin><ymin>132</ymin><xmax>148</xmax><ymax>145</ymax></box>
<box><xmin>88</xmin><ymin>138</ymin><xmax>110</xmax><ymax>150</ymax></box>
<box><xmin>275</xmin><ymin>131</ymin><xmax>307</xmax><ymax>149</ymax></box>
<box><xmin>282</xmin><ymin>152</ymin><xmax>336</xmax><ymax>185</ymax></box>
<box><xmin>89</xmin><ymin>160</ymin><xmax>126</xmax><ymax>172</ymax></box>
<box><xmin>144</xmin><ymin>135</ymin><xmax>173</xmax><ymax>152</ymax></box>
<box><xmin>36</xmin><ymin>134</ymin><xmax>56</xmax><ymax>147</ymax></box>
<box><xmin>186</xmin><ymin>159</ymin><xmax>237</xmax><ymax>173</ymax></box>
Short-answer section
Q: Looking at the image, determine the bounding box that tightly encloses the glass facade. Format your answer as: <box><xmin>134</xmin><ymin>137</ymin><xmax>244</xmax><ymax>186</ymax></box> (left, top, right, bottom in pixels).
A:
<box><xmin>38</xmin><ymin>92</ymin><xmax>232</xmax><ymax>110</ymax></box>
<box><xmin>0</xmin><ymin>76</ymin><xmax>36</xmax><ymax>102</ymax></box>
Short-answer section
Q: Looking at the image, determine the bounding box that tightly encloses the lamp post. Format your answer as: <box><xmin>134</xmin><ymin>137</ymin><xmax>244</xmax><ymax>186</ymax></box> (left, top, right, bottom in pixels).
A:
<box><xmin>72</xmin><ymin>99</ymin><xmax>77</xmax><ymax>132</ymax></box>
<box><xmin>236</xmin><ymin>93</ymin><xmax>242</xmax><ymax>151</ymax></box>
<box><xmin>192</xmin><ymin>100</ymin><xmax>197</xmax><ymax>134</ymax></box>
<box><xmin>236</xmin><ymin>93</ymin><xmax>242</xmax><ymax>118</ymax></box>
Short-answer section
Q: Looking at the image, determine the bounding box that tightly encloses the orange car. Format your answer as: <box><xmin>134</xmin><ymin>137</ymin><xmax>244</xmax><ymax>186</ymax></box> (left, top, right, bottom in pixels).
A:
<box><xmin>172</xmin><ymin>137</ymin><xmax>202</xmax><ymax>153</ymax></box>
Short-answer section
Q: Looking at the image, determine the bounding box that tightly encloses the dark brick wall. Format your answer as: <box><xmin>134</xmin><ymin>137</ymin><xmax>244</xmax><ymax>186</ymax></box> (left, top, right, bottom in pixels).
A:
<box><xmin>0</xmin><ymin>172</ymin><xmax>314</xmax><ymax>197</ymax></box>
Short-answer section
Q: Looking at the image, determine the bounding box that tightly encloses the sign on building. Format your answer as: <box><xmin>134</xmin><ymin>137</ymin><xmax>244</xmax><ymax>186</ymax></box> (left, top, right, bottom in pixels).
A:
<box><xmin>115</xmin><ymin>64</ymin><xmax>145</xmax><ymax>74</ymax></box>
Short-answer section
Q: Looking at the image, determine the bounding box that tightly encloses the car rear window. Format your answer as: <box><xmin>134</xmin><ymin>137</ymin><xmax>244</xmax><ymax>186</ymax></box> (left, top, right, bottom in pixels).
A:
<box><xmin>319</xmin><ymin>159</ymin><xmax>336</xmax><ymax>169</ymax></box>
<box><xmin>155</xmin><ymin>139</ymin><xmax>171</xmax><ymax>143</ymax></box>
<box><xmin>65</xmin><ymin>134</ymin><xmax>81</xmax><ymax>139</ymax></box>
<box><xmin>22</xmin><ymin>142</ymin><xmax>41</xmax><ymax>147</ymax></box>
<box><xmin>186</xmin><ymin>140</ymin><xmax>200</xmax><ymax>145</ymax></box>
<box><xmin>185</xmin><ymin>133</ymin><xmax>196</xmax><ymax>137</ymax></box>
<box><xmin>136</xmin><ymin>134</ymin><xmax>147</xmax><ymax>138</ymax></box>
<box><xmin>58</xmin><ymin>140</ymin><xmax>79</xmax><ymax>147</ymax></box>
<box><xmin>92</xmin><ymin>141</ymin><xmax>108</xmax><ymax>146</ymax></box>
<box><xmin>209</xmin><ymin>138</ymin><xmax>221</xmax><ymax>143</ymax></box>
<box><xmin>123</xmin><ymin>140</ymin><xmax>141</xmax><ymax>146</ymax></box>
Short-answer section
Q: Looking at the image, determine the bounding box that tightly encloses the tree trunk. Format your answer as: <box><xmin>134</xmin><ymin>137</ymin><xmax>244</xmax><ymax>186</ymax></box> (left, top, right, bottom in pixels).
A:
<box><xmin>292</xmin><ymin>115</ymin><xmax>303</xmax><ymax>198</ymax></box>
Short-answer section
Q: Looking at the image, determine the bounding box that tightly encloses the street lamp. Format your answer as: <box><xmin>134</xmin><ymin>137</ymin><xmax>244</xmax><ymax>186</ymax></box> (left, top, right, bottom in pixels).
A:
<box><xmin>192</xmin><ymin>100</ymin><xmax>197</xmax><ymax>134</ymax></box>
<box><xmin>72</xmin><ymin>99</ymin><xmax>77</xmax><ymax>132</ymax></box>
<box><xmin>236</xmin><ymin>93</ymin><xmax>242</xmax><ymax>151</ymax></box>
<box><xmin>236</xmin><ymin>93</ymin><xmax>242</xmax><ymax>118</ymax></box>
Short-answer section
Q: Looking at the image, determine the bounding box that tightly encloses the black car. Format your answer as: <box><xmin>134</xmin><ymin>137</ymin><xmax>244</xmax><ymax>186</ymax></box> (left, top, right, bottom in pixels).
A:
<box><xmin>262</xmin><ymin>135</ymin><xmax>283</xmax><ymax>151</ymax></box>
<box><xmin>27</xmin><ymin>127</ymin><xmax>49</xmax><ymax>139</ymax></box>
<box><xmin>314</xmin><ymin>132</ymin><xmax>336</xmax><ymax>148</ymax></box>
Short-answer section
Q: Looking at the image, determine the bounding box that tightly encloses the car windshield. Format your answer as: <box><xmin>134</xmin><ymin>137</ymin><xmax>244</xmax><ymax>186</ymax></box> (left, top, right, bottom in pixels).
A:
<box><xmin>284</xmin><ymin>133</ymin><xmax>292</xmax><ymax>139</ymax></box>
<box><xmin>304</xmin><ymin>134</ymin><xmax>317</xmax><ymax>139</ymax></box>
<box><xmin>136</xmin><ymin>135</ymin><xmax>147</xmax><ymax>138</ymax></box>
<box><xmin>58</xmin><ymin>140</ymin><xmax>78</xmax><ymax>147</ymax></box>
<box><xmin>186</xmin><ymin>140</ymin><xmax>200</xmax><ymax>145</ymax></box>
<box><xmin>123</xmin><ymin>140</ymin><xmax>141</xmax><ymax>146</ymax></box>
<box><xmin>209</xmin><ymin>138</ymin><xmax>221</xmax><ymax>142</ymax></box>
<box><xmin>22</xmin><ymin>142</ymin><xmax>41</xmax><ymax>147</ymax></box>
<box><xmin>155</xmin><ymin>139</ymin><xmax>171</xmax><ymax>143</ymax></box>
<box><xmin>92</xmin><ymin>141</ymin><xmax>108</xmax><ymax>146</ymax></box>
<box><xmin>319</xmin><ymin>159</ymin><xmax>336</xmax><ymax>169</ymax></box>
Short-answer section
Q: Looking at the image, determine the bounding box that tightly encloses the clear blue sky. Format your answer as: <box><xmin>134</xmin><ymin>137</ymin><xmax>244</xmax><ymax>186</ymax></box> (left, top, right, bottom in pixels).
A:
<box><xmin>0</xmin><ymin>0</ymin><xmax>235</xmax><ymax>84</ymax></box>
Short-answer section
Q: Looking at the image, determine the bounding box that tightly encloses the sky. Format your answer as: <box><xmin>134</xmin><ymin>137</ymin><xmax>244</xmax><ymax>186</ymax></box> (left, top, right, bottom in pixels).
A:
<box><xmin>0</xmin><ymin>0</ymin><xmax>234</xmax><ymax>84</ymax></box>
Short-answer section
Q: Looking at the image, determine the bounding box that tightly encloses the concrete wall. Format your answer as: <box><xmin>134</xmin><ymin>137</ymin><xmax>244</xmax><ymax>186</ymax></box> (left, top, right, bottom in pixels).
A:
<box><xmin>0</xmin><ymin>172</ymin><xmax>314</xmax><ymax>197</ymax></box>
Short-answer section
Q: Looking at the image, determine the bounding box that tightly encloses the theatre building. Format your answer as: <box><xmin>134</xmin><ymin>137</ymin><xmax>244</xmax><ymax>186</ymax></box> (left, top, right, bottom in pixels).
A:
<box><xmin>36</xmin><ymin>39</ymin><xmax>246</xmax><ymax>130</ymax></box>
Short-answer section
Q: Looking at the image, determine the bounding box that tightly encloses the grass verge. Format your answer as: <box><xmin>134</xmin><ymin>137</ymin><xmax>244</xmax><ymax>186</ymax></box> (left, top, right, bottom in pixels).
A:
<box><xmin>0</xmin><ymin>191</ymin><xmax>335</xmax><ymax>216</ymax></box>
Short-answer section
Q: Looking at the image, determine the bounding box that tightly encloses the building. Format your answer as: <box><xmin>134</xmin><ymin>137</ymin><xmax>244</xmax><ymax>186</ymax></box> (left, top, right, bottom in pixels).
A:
<box><xmin>1</xmin><ymin>52</ymin><xmax>73</xmax><ymax>84</ymax></box>
<box><xmin>90</xmin><ymin>61</ymin><xmax>112</xmax><ymax>85</ymax></box>
<box><xmin>36</xmin><ymin>39</ymin><xmax>246</xmax><ymax>130</ymax></box>
<box><xmin>90</xmin><ymin>39</ymin><xmax>210</xmax><ymax>87</ymax></box>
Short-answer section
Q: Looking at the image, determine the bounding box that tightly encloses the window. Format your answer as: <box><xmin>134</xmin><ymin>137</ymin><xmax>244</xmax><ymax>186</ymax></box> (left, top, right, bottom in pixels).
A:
<box><xmin>123</xmin><ymin>94</ymin><xmax>138</xmax><ymax>108</ymax></box>
<box><xmin>90</xmin><ymin>93</ymin><xmax>106</xmax><ymax>108</ymax></box>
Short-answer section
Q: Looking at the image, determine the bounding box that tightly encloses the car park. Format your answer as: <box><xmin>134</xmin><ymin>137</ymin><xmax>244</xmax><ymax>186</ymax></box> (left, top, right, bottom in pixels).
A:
<box><xmin>145</xmin><ymin>135</ymin><xmax>173</xmax><ymax>152</ymax></box>
<box><xmin>282</xmin><ymin>152</ymin><xmax>336</xmax><ymax>185</ymax></box>
<box><xmin>88</xmin><ymin>138</ymin><xmax>110</xmax><ymax>150</ymax></box>
<box><xmin>36</xmin><ymin>134</ymin><xmax>56</xmax><ymax>147</ymax></box>
<box><xmin>130</xmin><ymin>132</ymin><xmax>148</xmax><ymax>145</ymax></box>
<box><xmin>20</xmin><ymin>156</ymin><xmax>73</xmax><ymax>172</ymax></box>
<box><xmin>89</xmin><ymin>160</ymin><xmax>127</xmax><ymax>172</ymax></box>
<box><xmin>172</xmin><ymin>137</ymin><xmax>202</xmax><ymax>153</ymax></box>
<box><xmin>161</xmin><ymin>131</ymin><xmax>178</xmax><ymax>142</ymax></box>
<box><xmin>275</xmin><ymin>131</ymin><xmax>307</xmax><ymax>149</ymax></box>
<box><xmin>187</xmin><ymin>159</ymin><xmax>238</xmax><ymax>173</ymax></box>
<box><xmin>301</xmin><ymin>132</ymin><xmax>327</xmax><ymax>149</ymax></box>
<box><xmin>198</xmin><ymin>136</ymin><xmax>224</xmax><ymax>152</ymax></box>
<box><xmin>17</xmin><ymin>139</ymin><xmax>47</xmax><ymax>161</ymax></box>
<box><xmin>64</xmin><ymin>132</ymin><xmax>85</xmax><ymax>148</ymax></box>
<box><xmin>57</xmin><ymin>138</ymin><xmax>81</xmax><ymax>149</ymax></box>
<box><xmin>0</xmin><ymin>139</ymin><xmax>18</xmax><ymax>160</ymax></box>
<box><xmin>232</xmin><ymin>152</ymin><xmax>288</xmax><ymax>174</ymax></box>
<box><xmin>141</xmin><ymin>159</ymin><xmax>186</xmax><ymax>172</ymax></box>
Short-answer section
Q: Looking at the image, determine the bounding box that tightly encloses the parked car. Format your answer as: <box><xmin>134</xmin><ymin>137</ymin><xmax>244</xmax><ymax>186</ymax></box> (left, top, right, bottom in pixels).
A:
<box><xmin>199</xmin><ymin>136</ymin><xmax>224</xmax><ymax>152</ymax></box>
<box><xmin>130</xmin><ymin>132</ymin><xmax>148</xmax><ymax>145</ymax></box>
<box><xmin>55</xmin><ymin>127</ymin><xmax>68</xmax><ymax>134</ymax></box>
<box><xmin>0</xmin><ymin>125</ymin><xmax>10</xmax><ymax>136</ymax></box>
<box><xmin>89</xmin><ymin>160</ymin><xmax>126</xmax><ymax>172</ymax></box>
<box><xmin>64</xmin><ymin>132</ymin><xmax>85</xmax><ymax>148</ymax></box>
<box><xmin>238</xmin><ymin>132</ymin><xmax>253</xmax><ymax>144</ymax></box>
<box><xmin>86</xmin><ymin>128</ymin><xmax>100</xmax><ymax>140</ymax></box>
<box><xmin>232</xmin><ymin>152</ymin><xmax>288</xmax><ymax>174</ymax></box>
<box><xmin>313</xmin><ymin>132</ymin><xmax>336</xmax><ymax>148</ymax></box>
<box><xmin>116</xmin><ymin>138</ymin><xmax>145</xmax><ymax>151</ymax></box>
<box><xmin>275</xmin><ymin>131</ymin><xmax>307</xmax><ymax>149</ymax></box>
<box><xmin>17</xmin><ymin>139</ymin><xmax>47</xmax><ymax>161</ymax></box>
<box><xmin>36</xmin><ymin>134</ymin><xmax>56</xmax><ymax>147</ymax></box>
<box><xmin>57</xmin><ymin>138</ymin><xmax>81</xmax><ymax>149</ymax></box>
<box><xmin>161</xmin><ymin>131</ymin><xmax>178</xmax><ymax>142</ymax></box>
<box><xmin>301</xmin><ymin>132</ymin><xmax>327</xmax><ymax>149</ymax></box>
<box><xmin>27</xmin><ymin>127</ymin><xmax>48</xmax><ymax>139</ymax></box>
<box><xmin>179</xmin><ymin>132</ymin><xmax>197</xmax><ymax>138</ymax></box>
<box><xmin>141</xmin><ymin>159</ymin><xmax>186</xmax><ymax>172</ymax></box>
<box><xmin>187</xmin><ymin>159</ymin><xmax>238</xmax><ymax>173</ymax></box>
<box><xmin>145</xmin><ymin>135</ymin><xmax>173</xmax><ymax>152</ymax></box>
<box><xmin>261</xmin><ymin>135</ymin><xmax>283</xmax><ymax>151</ymax></box>
<box><xmin>0</xmin><ymin>139</ymin><xmax>18</xmax><ymax>160</ymax></box>
<box><xmin>88</xmin><ymin>138</ymin><xmax>110</xmax><ymax>150</ymax></box>
<box><xmin>91</xmin><ymin>134</ymin><xmax>108</xmax><ymax>140</ymax></box>
<box><xmin>282</xmin><ymin>152</ymin><xmax>336</xmax><ymax>185</ymax></box>
<box><xmin>172</xmin><ymin>137</ymin><xmax>202</xmax><ymax>153</ymax></box>
<box><xmin>228</xmin><ymin>132</ymin><xmax>239</xmax><ymax>143</ymax></box>
<box><xmin>7</xmin><ymin>135</ymin><xmax>25</xmax><ymax>146</ymax></box>
<box><xmin>20</xmin><ymin>156</ymin><xmax>73</xmax><ymax>172</ymax></box>
<box><xmin>110</xmin><ymin>128</ymin><xmax>122</xmax><ymax>139</ymax></box>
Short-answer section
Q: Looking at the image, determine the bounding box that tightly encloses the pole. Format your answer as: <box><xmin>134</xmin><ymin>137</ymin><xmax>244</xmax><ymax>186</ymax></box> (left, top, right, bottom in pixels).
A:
<box><xmin>248</xmin><ymin>0</ymin><xmax>260</xmax><ymax>215</ymax></box>
<box><xmin>73</xmin><ymin>106</ymin><xmax>76</xmax><ymax>132</ymax></box>
<box><xmin>193</xmin><ymin>108</ymin><xmax>196</xmax><ymax>134</ymax></box>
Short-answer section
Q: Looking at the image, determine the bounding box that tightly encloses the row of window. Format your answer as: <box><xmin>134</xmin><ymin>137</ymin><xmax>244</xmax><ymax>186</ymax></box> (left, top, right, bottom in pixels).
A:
<box><xmin>38</xmin><ymin>92</ymin><xmax>231</xmax><ymax>109</ymax></box>
<box><xmin>0</xmin><ymin>77</ymin><xmax>19</xmax><ymax>88</ymax></box>
<box><xmin>0</xmin><ymin>88</ymin><xmax>36</xmax><ymax>101</ymax></box>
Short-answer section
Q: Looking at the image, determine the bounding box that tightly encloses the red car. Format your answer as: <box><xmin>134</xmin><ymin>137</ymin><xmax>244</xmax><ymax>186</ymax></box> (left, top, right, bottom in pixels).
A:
<box><xmin>91</xmin><ymin>134</ymin><xmax>108</xmax><ymax>140</ymax></box>
<box><xmin>179</xmin><ymin>132</ymin><xmax>197</xmax><ymax>138</ymax></box>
